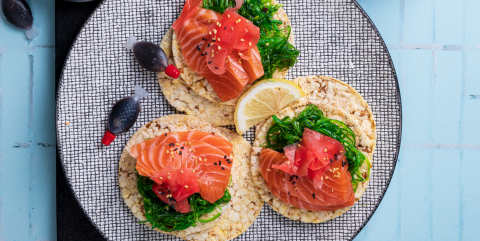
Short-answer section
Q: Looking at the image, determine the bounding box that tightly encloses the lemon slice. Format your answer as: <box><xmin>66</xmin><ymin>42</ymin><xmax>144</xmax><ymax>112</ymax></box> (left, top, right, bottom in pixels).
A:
<box><xmin>235</xmin><ymin>79</ymin><xmax>305</xmax><ymax>134</ymax></box>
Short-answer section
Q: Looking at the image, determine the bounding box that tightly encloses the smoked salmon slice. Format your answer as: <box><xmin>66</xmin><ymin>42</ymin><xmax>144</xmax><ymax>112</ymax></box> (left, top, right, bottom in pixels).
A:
<box><xmin>260</xmin><ymin>148</ymin><xmax>355</xmax><ymax>211</ymax></box>
<box><xmin>172</xmin><ymin>0</ymin><xmax>264</xmax><ymax>102</ymax></box>
<box><xmin>238</xmin><ymin>47</ymin><xmax>264</xmax><ymax>83</ymax></box>
<box><xmin>131</xmin><ymin>131</ymin><xmax>233</xmax><ymax>204</ymax></box>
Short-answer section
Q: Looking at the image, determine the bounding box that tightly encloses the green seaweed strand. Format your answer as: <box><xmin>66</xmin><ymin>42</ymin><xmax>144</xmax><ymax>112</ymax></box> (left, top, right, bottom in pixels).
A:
<box><xmin>264</xmin><ymin>104</ymin><xmax>370</xmax><ymax>191</ymax></box>
<box><xmin>137</xmin><ymin>174</ymin><xmax>231</xmax><ymax>231</ymax></box>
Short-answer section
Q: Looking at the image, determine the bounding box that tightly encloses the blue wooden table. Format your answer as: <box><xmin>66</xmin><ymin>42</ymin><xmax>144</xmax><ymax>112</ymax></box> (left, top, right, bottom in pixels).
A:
<box><xmin>355</xmin><ymin>0</ymin><xmax>480</xmax><ymax>240</ymax></box>
<box><xmin>0</xmin><ymin>0</ymin><xmax>479</xmax><ymax>240</ymax></box>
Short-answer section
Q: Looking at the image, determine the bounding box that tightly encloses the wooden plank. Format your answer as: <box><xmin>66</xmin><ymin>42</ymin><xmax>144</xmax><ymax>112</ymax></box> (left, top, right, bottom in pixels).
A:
<box><xmin>432</xmin><ymin>51</ymin><xmax>462</xmax><ymax>143</ymax></box>
<box><xmin>0</xmin><ymin>0</ymin><xmax>56</xmax><ymax>239</ymax></box>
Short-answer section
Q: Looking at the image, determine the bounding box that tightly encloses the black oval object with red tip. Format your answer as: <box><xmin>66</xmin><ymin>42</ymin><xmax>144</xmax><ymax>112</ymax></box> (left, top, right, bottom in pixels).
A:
<box><xmin>102</xmin><ymin>86</ymin><xmax>149</xmax><ymax>146</ymax></box>
<box><xmin>126</xmin><ymin>36</ymin><xmax>180</xmax><ymax>78</ymax></box>
<box><xmin>2</xmin><ymin>0</ymin><xmax>34</xmax><ymax>30</ymax></box>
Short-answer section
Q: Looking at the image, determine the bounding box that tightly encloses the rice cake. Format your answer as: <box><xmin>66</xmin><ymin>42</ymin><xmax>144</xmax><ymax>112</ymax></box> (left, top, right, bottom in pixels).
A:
<box><xmin>250</xmin><ymin>103</ymin><xmax>374</xmax><ymax>223</ymax></box>
<box><xmin>172</xmin><ymin>0</ymin><xmax>295</xmax><ymax>105</ymax></box>
<box><xmin>119</xmin><ymin>115</ymin><xmax>262</xmax><ymax>240</ymax></box>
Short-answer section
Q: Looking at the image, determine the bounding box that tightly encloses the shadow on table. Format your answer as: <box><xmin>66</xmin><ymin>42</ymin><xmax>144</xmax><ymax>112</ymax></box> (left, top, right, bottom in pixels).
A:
<box><xmin>56</xmin><ymin>0</ymin><xmax>105</xmax><ymax>240</ymax></box>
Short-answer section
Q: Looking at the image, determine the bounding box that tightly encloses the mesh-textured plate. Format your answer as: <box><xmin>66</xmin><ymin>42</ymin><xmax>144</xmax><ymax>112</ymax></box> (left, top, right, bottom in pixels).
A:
<box><xmin>56</xmin><ymin>0</ymin><xmax>401</xmax><ymax>240</ymax></box>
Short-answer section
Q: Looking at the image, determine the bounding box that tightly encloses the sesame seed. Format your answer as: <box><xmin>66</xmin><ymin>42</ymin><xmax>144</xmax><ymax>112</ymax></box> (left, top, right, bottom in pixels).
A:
<box><xmin>214</xmin><ymin>162</ymin><xmax>217</xmax><ymax>165</ymax></box>
<box><xmin>219</xmin><ymin>161</ymin><xmax>222</xmax><ymax>166</ymax></box>
<box><xmin>174</xmin><ymin>148</ymin><xmax>177</xmax><ymax>151</ymax></box>
<box><xmin>312</xmin><ymin>193</ymin><xmax>315</xmax><ymax>199</ymax></box>
<box><xmin>330</xmin><ymin>159</ymin><xmax>333</xmax><ymax>163</ymax></box>
<box><xmin>267</xmin><ymin>169</ymin><xmax>271</xmax><ymax>171</ymax></box>
<box><xmin>237</xmin><ymin>19</ymin><xmax>241</xmax><ymax>22</ymax></box>
<box><xmin>249</xmin><ymin>42</ymin><xmax>251</xmax><ymax>46</ymax></box>
<box><xmin>288</xmin><ymin>192</ymin><xmax>290</xmax><ymax>195</ymax></box>
<box><xmin>209</xmin><ymin>31</ymin><xmax>212</xmax><ymax>35</ymax></box>
<box><xmin>181</xmin><ymin>147</ymin><xmax>184</xmax><ymax>149</ymax></box>
<box><xmin>292</xmin><ymin>181</ymin><xmax>296</xmax><ymax>185</ymax></box>
<box><xmin>65</xmin><ymin>122</ymin><xmax>70</xmax><ymax>125</ymax></box>
<box><xmin>185</xmin><ymin>185</ymin><xmax>189</xmax><ymax>188</ymax></box>
<box><xmin>294</xmin><ymin>187</ymin><xmax>298</xmax><ymax>190</ymax></box>
<box><xmin>287</xmin><ymin>161</ymin><xmax>290</xmax><ymax>164</ymax></box>
<box><xmin>226</xmin><ymin>159</ymin><xmax>230</xmax><ymax>162</ymax></box>
<box><xmin>176</xmin><ymin>143</ymin><xmax>179</xmax><ymax>146</ymax></box>
<box><xmin>201</xmin><ymin>53</ymin><xmax>204</xmax><ymax>56</ymax></box>
<box><xmin>205</xmin><ymin>51</ymin><xmax>208</xmax><ymax>55</ymax></box>
<box><xmin>215</xmin><ymin>67</ymin><xmax>218</xmax><ymax>69</ymax></box>
<box><xmin>340</xmin><ymin>150</ymin><xmax>344</xmax><ymax>153</ymax></box>
<box><xmin>221</xmin><ymin>167</ymin><xmax>225</xmax><ymax>170</ymax></box>
<box><xmin>231</xmin><ymin>27</ymin><xmax>233</xmax><ymax>30</ymax></box>
<box><xmin>165</xmin><ymin>133</ymin><xmax>167</xmax><ymax>136</ymax></box>
<box><xmin>218</xmin><ymin>46</ymin><xmax>221</xmax><ymax>50</ymax></box>
<box><xmin>218</xmin><ymin>38</ymin><xmax>220</xmax><ymax>41</ymax></box>
<box><xmin>228</xmin><ymin>14</ymin><xmax>230</xmax><ymax>17</ymax></box>
<box><xmin>282</xmin><ymin>178</ymin><xmax>285</xmax><ymax>181</ymax></box>
<box><xmin>160</xmin><ymin>177</ymin><xmax>163</xmax><ymax>179</ymax></box>
<box><xmin>331</xmin><ymin>188</ymin><xmax>334</xmax><ymax>192</ymax></box>
<box><xmin>240</xmin><ymin>39</ymin><xmax>244</xmax><ymax>41</ymax></box>
<box><xmin>167</xmin><ymin>150</ymin><xmax>169</xmax><ymax>153</ymax></box>
<box><xmin>297</xmin><ymin>144</ymin><xmax>301</xmax><ymax>147</ymax></box>
<box><xmin>325</xmin><ymin>176</ymin><xmax>329</xmax><ymax>179</ymax></box>
<box><xmin>180</xmin><ymin>170</ymin><xmax>183</xmax><ymax>173</ymax></box>
<box><xmin>213</xmin><ymin>29</ymin><xmax>217</xmax><ymax>34</ymax></box>
<box><xmin>179</xmin><ymin>151</ymin><xmax>182</xmax><ymax>155</ymax></box>
<box><xmin>324</xmin><ymin>148</ymin><xmax>328</xmax><ymax>152</ymax></box>
<box><xmin>219</xmin><ymin>23</ymin><xmax>221</xmax><ymax>27</ymax></box>
<box><xmin>224</xmin><ymin>26</ymin><xmax>227</xmax><ymax>30</ymax></box>
<box><xmin>224</xmin><ymin>155</ymin><xmax>227</xmax><ymax>159</ymax></box>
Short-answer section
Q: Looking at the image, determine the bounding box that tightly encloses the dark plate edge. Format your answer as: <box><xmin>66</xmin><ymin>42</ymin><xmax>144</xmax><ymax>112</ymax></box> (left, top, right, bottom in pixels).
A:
<box><xmin>55</xmin><ymin>0</ymin><xmax>111</xmax><ymax>239</ymax></box>
<box><xmin>348</xmin><ymin>0</ymin><xmax>403</xmax><ymax>240</ymax></box>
